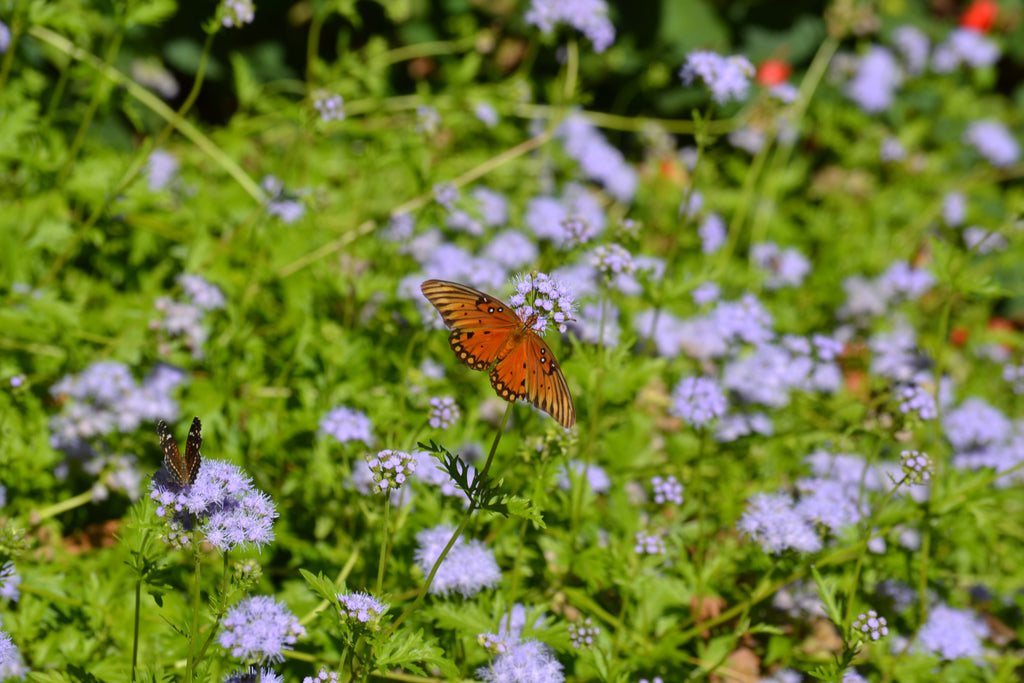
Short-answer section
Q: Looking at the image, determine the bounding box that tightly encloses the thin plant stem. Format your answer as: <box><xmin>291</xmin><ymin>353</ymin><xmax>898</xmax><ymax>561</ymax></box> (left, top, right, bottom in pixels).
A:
<box><xmin>386</xmin><ymin>401</ymin><xmax>514</xmax><ymax>636</ymax></box>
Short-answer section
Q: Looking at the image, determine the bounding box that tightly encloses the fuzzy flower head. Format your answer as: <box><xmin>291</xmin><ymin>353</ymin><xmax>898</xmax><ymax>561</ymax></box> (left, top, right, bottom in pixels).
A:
<box><xmin>366</xmin><ymin>449</ymin><xmax>418</xmax><ymax>494</ymax></box>
<box><xmin>221</xmin><ymin>0</ymin><xmax>255</xmax><ymax>28</ymax></box>
<box><xmin>313</xmin><ymin>91</ymin><xmax>344</xmax><ymax>122</ymax></box>
<box><xmin>337</xmin><ymin>591</ymin><xmax>389</xmax><ymax>629</ymax></box>
<box><xmin>900</xmin><ymin>450</ymin><xmax>933</xmax><ymax>484</ymax></box>
<box><xmin>669</xmin><ymin>376</ymin><xmax>728</xmax><ymax>427</ymax></box>
<box><xmin>680</xmin><ymin>50</ymin><xmax>756</xmax><ymax>104</ymax></box>
<box><xmin>568</xmin><ymin>617</ymin><xmax>600</xmax><ymax>649</ymax></box>
<box><xmin>428</xmin><ymin>396</ymin><xmax>460</xmax><ymax>430</ymax></box>
<box><xmin>219</xmin><ymin>596</ymin><xmax>305</xmax><ymax>664</ymax></box>
<box><xmin>651</xmin><ymin>475</ymin><xmax>683</xmax><ymax>506</ymax></box>
<box><xmin>509</xmin><ymin>272</ymin><xmax>575</xmax><ymax>335</ymax></box>
<box><xmin>319</xmin><ymin>406</ymin><xmax>373</xmax><ymax>446</ymax></box>
<box><xmin>852</xmin><ymin>610</ymin><xmax>889</xmax><ymax>641</ymax></box>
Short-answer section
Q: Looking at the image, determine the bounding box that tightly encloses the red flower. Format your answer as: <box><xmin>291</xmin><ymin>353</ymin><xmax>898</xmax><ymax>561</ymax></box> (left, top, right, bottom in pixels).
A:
<box><xmin>756</xmin><ymin>59</ymin><xmax>791</xmax><ymax>86</ymax></box>
<box><xmin>960</xmin><ymin>0</ymin><xmax>998</xmax><ymax>32</ymax></box>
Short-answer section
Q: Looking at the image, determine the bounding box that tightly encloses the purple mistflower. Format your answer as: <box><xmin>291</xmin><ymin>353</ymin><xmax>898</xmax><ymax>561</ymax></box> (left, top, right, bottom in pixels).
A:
<box><xmin>367</xmin><ymin>449</ymin><xmax>418</xmax><ymax>494</ymax></box>
<box><xmin>178</xmin><ymin>274</ymin><xmax>226</xmax><ymax>311</ymax></box>
<box><xmin>944</xmin><ymin>397</ymin><xmax>1011</xmax><ymax>450</ymax></box>
<box><xmin>302</xmin><ymin>668</ymin><xmax>340</xmax><ymax>683</ymax></box>
<box><xmin>680</xmin><ymin>50</ymin><xmax>755</xmax><ymax>105</ymax></box>
<box><xmin>414</xmin><ymin>525</ymin><xmax>502</xmax><ymax>597</ymax></box>
<box><xmin>715</xmin><ymin>411</ymin><xmax>773</xmax><ymax>442</ymax></box>
<box><xmin>892</xmin><ymin>25</ymin><xmax>930</xmax><ymax>76</ymax></box>
<box><xmin>478</xmin><ymin>639</ymin><xmax>565</xmax><ymax>683</ymax></box>
<box><xmin>845</xmin><ymin>46</ymin><xmax>902</xmax><ymax>113</ymax></box>
<box><xmin>428</xmin><ymin>397</ymin><xmax>460</xmax><ymax>430</ymax></box>
<box><xmin>852</xmin><ymin>609</ymin><xmax>889</xmax><ymax>641</ymax></box>
<box><xmin>146</xmin><ymin>149</ymin><xmax>179</xmax><ymax>191</ymax></box>
<box><xmin>223</xmin><ymin>667</ymin><xmax>283</xmax><ymax>683</ymax></box>
<box><xmin>221</xmin><ymin>0</ymin><xmax>254</xmax><ymax>27</ymax></box>
<box><xmin>416</xmin><ymin>105</ymin><xmax>441</xmax><ymax>134</ymax></box>
<box><xmin>557</xmin><ymin>460</ymin><xmax>611</xmax><ymax>494</ymax></box>
<box><xmin>899</xmin><ymin>384</ymin><xmax>937</xmax><ymax>420</ymax></box>
<box><xmin>751</xmin><ymin>242</ymin><xmax>811</xmax><ymax>289</ymax></box>
<box><xmin>319</xmin><ymin>406</ymin><xmax>373</xmax><ymax>446</ymax></box>
<box><xmin>737</xmin><ymin>492</ymin><xmax>822</xmax><ymax>554</ymax></box>
<box><xmin>900</xmin><ymin>450</ymin><xmax>933</xmax><ymax>484</ymax></box>
<box><xmin>0</xmin><ymin>630</ymin><xmax>26</xmax><ymax>680</ymax></box>
<box><xmin>557</xmin><ymin>113</ymin><xmax>638</xmax><ymax>201</ymax></box>
<box><xmin>963</xmin><ymin>226</ymin><xmax>1008</xmax><ymax>253</ymax></box>
<box><xmin>880</xmin><ymin>136</ymin><xmax>906</xmax><ymax>162</ymax></box>
<box><xmin>933</xmin><ymin>28</ymin><xmax>1000</xmax><ymax>72</ymax></box>
<box><xmin>0</xmin><ymin>563</ymin><xmax>20</xmax><ymax>603</ymax></box>
<box><xmin>568</xmin><ymin>617</ymin><xmax>599</xmax><ymax>649</ymax></box>
<box><xmin>313</xmin><ymin>91</ymin><xmax>344</xmax><ymax>122</ymax></box>
<box><xmin>669</xmin><ymin>376</ymin><xmax>727</xmax><ymax>427</ymax></box>
<box><xmin>219</xmin><ymin>595</ymin><xmax>305</xmax><ymax>664</ymax></box>
<box><xmin>651</xmin><ymin>475</ymin><xmax>683</xmax><ymax>505</ymax></box>
<box><xmin>591</xmin><ymin>243</ymin><xmax>635</xmax><ymax>278</ymax></box>
<box><xmin>942</xmin><ymin>192</ymin><xmax>967</xmax><ymax>227</ymax></box>
<box><xmin>509</xmin><ymin>272</ymin><xmax>575</xmax><ymax>335</ymax></box>
<box><xmin>525</xmin><ymin>0</ymin><xmax>615</xmax><ymax>53</ymax></box>
<box><xmin>337</xmin><ymin>591</ymin><xmax>389</xmax><ymax>627</ymax></box>
<box><xmin>915</xmin><ymin>604</ymin><xmax>989</xmax><ymax>660</ymax></box>
<box><xmin>484</xmin><ymin>231</ymin><xmax>538</xmax><ymax>271</ymax></box>
<box><xmin>634</xmin><ymin>531</ymin><xmax>666</xmax><ymax>555</ymax></box>
<box><xmin>964</xmin><ymin>120</ymin><xmax>1021</xmax><ymax>168</ymax></box>
<box><xmin>692</xmin><ymin>282</ymin><xmax>720</xmax><ymax>306</ymax></box>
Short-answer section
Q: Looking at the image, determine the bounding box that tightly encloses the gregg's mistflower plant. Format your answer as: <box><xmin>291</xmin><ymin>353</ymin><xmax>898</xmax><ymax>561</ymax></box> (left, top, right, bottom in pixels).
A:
<box><xmin>963</xmin><ymin>120</ymin><xmax>1021</xmax><ymax>168</ymax></box>
<box><xmin>651</xmin><ymin>475</ymin><xmax>683</xmax><ymax>505</ymax></box>
<box><xmin>524</xmin><ymin>0</ymin><xmax>615</xmax><ymax>53</ymax></box>
<box><xmin>220</xmin><ymin>596</ymin><xmax>305</xmax><ymax>664</ymax></box>
<box><xmin>366</xmin><ymin>449</ymin><xmax>418</xmax><ymax>494</ymax></box>
<box><xmin>680</xmin><ymin>50</ymin><xmax>755</xmax><ymax>104</ymax></box>
<box><xmin>220</xmin><ymin>0</ymin><xmax>255</xmax><ymax>28</ymax></box>
<box><xmin>428</xmin><ymin>396</ymin><xmax>460</xmax><ymax>429</ymax></box>
<box><xmin>568</xmin><ymin>617</ymin><xmax>599</xmax><ymax>649</ymax></box>
<box><xmin>313</xmin><ymin>91</ymin><xmax>344</xmax><ymax>122</ymax></box>
<box><xmin>415</xmin><ymin>525</ymin><xmax>502</xmax><ymax>597</ymax></box>
<box><xmin>319</xmin><ymin>406</ymin><xmax>373</xmax><ymax>446</ymax></box>
<box><xmin>669</xmin><ymin>376</ymin><xmax>728</xmax><ymax>427</ymax></box>
<box><xmin>478</xmin><ymin>640</ymin><xmax>565</xmax><ymax>683</ymax></box>
<box><xmin>337</xmin><ymin>591</ymin><xmax>389</xmax><ymax>628</ymax></box>
<box><xmin>852</xmin><ymin>610</ymin><xmax>889</xmax><ymax>641</ymax></box>
<box><xmin>509</xmin><ymin>272</ymin><xmax>575</xmax><ymax>335</ymax></box>
<box><xmin>900</xmin><ymin>450</ymin><xmax>933</xmax><ymax>484</ymax></box>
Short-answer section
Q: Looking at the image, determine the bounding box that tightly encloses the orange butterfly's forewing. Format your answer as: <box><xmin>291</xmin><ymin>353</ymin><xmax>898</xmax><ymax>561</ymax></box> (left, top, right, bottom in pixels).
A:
<box><xmin>420</xmin><ymin>279</ymin><xmax>576</xmax><ymax>429</ymax></box>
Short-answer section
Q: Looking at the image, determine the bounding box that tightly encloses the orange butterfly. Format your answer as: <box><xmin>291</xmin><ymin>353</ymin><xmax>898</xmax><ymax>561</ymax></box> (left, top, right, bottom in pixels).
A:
<box><xmin>420</xmin><ymin>279</ymin><xmax>575</xmax><ymax>429</ymax></box>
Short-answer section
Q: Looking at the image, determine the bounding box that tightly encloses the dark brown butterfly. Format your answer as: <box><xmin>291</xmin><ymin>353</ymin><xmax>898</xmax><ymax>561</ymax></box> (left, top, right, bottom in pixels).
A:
<box><xmin>157</xmin><ymin>417</ymin><xmax>202</xmax><ymax>487</ymax></box>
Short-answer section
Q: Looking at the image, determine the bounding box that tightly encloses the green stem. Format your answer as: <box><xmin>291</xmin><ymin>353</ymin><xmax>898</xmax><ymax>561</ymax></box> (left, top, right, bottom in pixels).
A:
<box><xmin>386</xmin><ymin>402</ymin><xmax>514</xmax><ymax>636</ymax></box>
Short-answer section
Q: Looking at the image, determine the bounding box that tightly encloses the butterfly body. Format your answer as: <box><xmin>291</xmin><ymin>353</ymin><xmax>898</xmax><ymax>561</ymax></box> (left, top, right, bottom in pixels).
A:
<box><xmin>421</xmin><ymin>279</ymin><xmax>575</xmax><ymax>429</ymax></box>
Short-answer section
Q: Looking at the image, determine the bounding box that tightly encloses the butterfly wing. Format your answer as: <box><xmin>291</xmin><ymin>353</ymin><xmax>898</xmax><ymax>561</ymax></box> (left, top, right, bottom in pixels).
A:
<box><xmin>489</xmin><ymin>332</ymin><xmax>575</xmax><ymax>429</ymax></box>
<box><xmin>183</xmin><ymin>416</ymin><xmax>202</xmax><ymax>485</ymax></box>
<box><xmin>420</xmin><ymin>279</ymin><xmax>521</xmax><ymax>370</ymax></box>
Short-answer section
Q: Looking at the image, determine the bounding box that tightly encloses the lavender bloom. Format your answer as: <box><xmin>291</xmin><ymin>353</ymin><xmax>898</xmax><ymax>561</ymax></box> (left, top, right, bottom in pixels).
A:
<box><xmin>558</xmin><ymin>113</ymin><xmax>638</xmax><ymax>201</ymax></box>
<box><xmin>224</xmin><ymin>668</ymin><xmax>284</xmax><ymax>683</ymax></box>
<box><xmin>146</xmin><ymin>149</ymin><xmax>179</xmax><ymax>191</ymax></box>
<box><xmin>416</xmin><ymin>105</ymin><xmax>441</xmax><ymax>134</ymax></box>
<box><xmin>942</xmin><ymin>191</ymin><xmax>967</xmax><ymax>227</ymax></box>
<box><xmin>751</xmin><ymin>242</ymin><xmax>811</xmax><ymax>289</ymax></box>
<box><xmin>692</xmin><ymin>282</ymin><xmax>720</xmax><ymax>306</ymax></box>
<box><xmin>0</xmin><ymin>563</ymin><xmax>20</xmax><ymax>602</ymax></box>
<box><xmin>680</xmin><ymin>50</ymin><xmax>755</xmax><ymax>104</ymax></box>
<box><xmin>845</xmin><ymin>46</ymin><xmax>902</xmax><ymax>113</ymax></box>
<box><xmin>475</xmin><ymin>103</ymin><xmax>499</xmax><ymax>128</ymax></box>
<box><xmin>737</xmin><ymin>493</ymin><xmax>822</xmax><ymax>554</ymax></box>
<box><xmin>428</xmin><ymin>397</ymin><xmax>460</xmax><ymax>429</ymax></box>
<box><xmin>634</xmin><ymin>531</ymin><xmax>666</xmax><ymax>555</ymax></box>
<box><xmin>367</xmin><ymin>449</ymin><xmax>418</xmax><ymax>494</ymax></box>
<box><xmin>313</xmin><ymin>92</ymin><xmax>344</xmax><ymax>122</ymax></box>
<box><xmin>337</xmin><ymin>591</ymin><xmax>389</xmax><ymax>627</ymax></box>
<box><xmin>557</xmin><ymin>460</ymin><xmax>611</xmax><ymax>494</ymax></box>
<box><xmin>0</xmin><ymin>630</ymin><xmax>26</xmax><ymax>680</ymax></box>
<box><xmin>219</xmin><ymin>596</ymin><xmax>305</xmax><ymax>663</ymax></box>
<box><xmin>568</xmin><ymin>618</ymin><xmax>599</xmax><ymax>649</ymax></box>
<box><xmin>852</xmin><ymin>610</ymin><xmax>889</xmax><ymax>641</ymax></box>
<box><xmin>415</xmin><ymin>525</ymin><xmax>502</xmax><ymax>597</ymax></box>
<box><xmin>900</xmin><ymin>385</ymin><xmax>937</xmax><ymax>420</ymax></box>
<box><xmin>963</xmin><ymin>226</ymin><xmax>1008</xmax><ymax>253</ymax></box>
<box><xmin>901</xmin><ymin>450</ymin><xmax>933</xmax><ymax>484</ymax></box>
<box><xmin>651</xmin><ymin>475</ymin><xmax>683</xmax><ymax>505</ymax></box>
<box><xmin>964</xmin><ymin>120</ymin><xmax>1021</xmax><ymax>167</ymax></box>
<box><xmin>221</xmin><ymin>0</ymin><xmax>255</xmax><ymax>27</ymax></box>
<box><xmin>670</xmin><ymin>376</ymin><xmax>728</xmax><ymax>426</ymax></box>
<box><xmin>525</xmin><ymin>0</ymin><xmax>615</xmax><ymax>53</ymax></box>
<box><xmin>915</xmin><ymin>604</ymin><xmax>989</xmax><ymax>659</ymax></box>
<box><xmin>933</xmin><ymin>28</ymin><xmax>1000</xmax><ymax>71</ymax></box>
<box><xmin>880</xmin><ymin>136</ymin><xmax>906</xmax><ymax>162</ymax></box>
<box><xmin>509</xmin><ymin>272</ymin><xmax>575</xmax><ymax>335</ymax></box>
<box><xmin>892</xmin><ymin>25</ymin><xmax>930</xmax><ymax>76</ymax></box>
<box><xmin>319</xmin><ymin>406</ymin><xmax>373</xmax><ymax>446</ymax></box>
<box><xmin>478</xmin><ymin>640</ymin><xmax>565</xmax><ymax>683</ymax></box>
<box><xmin>944</xmin><ymin>397</ymin><xmax>1011</xmax><ymax>450</ymax></box>
<box><xmin>178</xmin><ymin>274</ymin><xmax>226</xmax><ymax>311</ymax></box>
